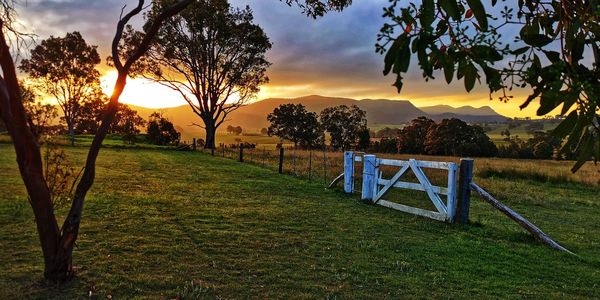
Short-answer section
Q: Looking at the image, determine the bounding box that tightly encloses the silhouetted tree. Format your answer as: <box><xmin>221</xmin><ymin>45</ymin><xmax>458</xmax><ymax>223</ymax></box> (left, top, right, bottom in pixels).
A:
<box><xmin>146</xmin><ymin>112</ymin><xmax>181</xmax><ymax>146</ymax></box>
<box><xmin>425</xmin><ymin>118</ymin><xmax>497</xmax><ymax>157</ymax></box>
<box><xmin>75</xmin><ymin>93</ymin><xmax>145</xmax><ymax>136</ymax></box>
<box><xmin>320</xmin><ymin>105</ymin><xmax>367</xmax><ymax>150</ymax></box>
<box><xmin>267</xmin><ymin>103</ymin><xmax>322</xmax><ymax>148</ymax></box>
<box><xmin>397</xmin><ymin>117</ymin><xmax>435</xmax><ymax>154</ymax></box>
<box><xmin>126</xmin><ymin>0</ymin><xmax>271</xmax><ymax>149</ymax></box>
<box><xmin>357</xmin><ymin>128</ymin><xmax>371</xmax><ymax>151</ymax></box>
<box><xmin>19</xmin><ymin>32</ymin><xmax>101</xmax><ymax>146</ymax></box>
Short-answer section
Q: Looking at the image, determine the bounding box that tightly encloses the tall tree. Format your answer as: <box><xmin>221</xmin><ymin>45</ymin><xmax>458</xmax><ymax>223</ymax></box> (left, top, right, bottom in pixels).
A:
<box><xmin>378</xmin><ymin>0</ymin><xmax>599</xmax><ymax>171</ymax></box>
<box><xmin>320</xmin><ymin>105</ymin><xmax>367</xmax><ymax>150</ymax></box>
<box><xmin>0</xmin><ymin>0</ymin><xmax>196</xmax><ymax>282</ymax></box>
<box><xmin>424</xmin><ymin>118</ymin><xmax>497</xmax><ymax>157</ymax></box>
<box><xmin>126</xmin><ymin>0</ymin><xmax>271</xmax><ymax>149</ymax></box>
<box><xmin>267</xmin><ymin>103</ymin><xmax>323</xmax><ymax>148</ymax></box>
<box><xmin>19</xmin><ymin>32</ymin><xmax>101</xmax><ymax>146</ymax></box>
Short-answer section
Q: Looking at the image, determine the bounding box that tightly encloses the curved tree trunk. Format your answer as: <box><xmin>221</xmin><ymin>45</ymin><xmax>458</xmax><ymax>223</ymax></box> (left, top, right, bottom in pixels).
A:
<box><xmin>203</xmin><ymin>118</ymin><xmax>216</xmax><ymax>149</ymax></box>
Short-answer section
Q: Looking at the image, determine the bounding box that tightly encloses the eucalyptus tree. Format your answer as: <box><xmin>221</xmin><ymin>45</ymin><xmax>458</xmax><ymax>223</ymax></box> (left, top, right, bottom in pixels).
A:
<box><xmin>125</xmin><ymin>0</ymin><xmax>271</xmax><ymax>149</ymax></box>
<box><xmin>19</xmin><ymin>32</ymin><xmax>101</xmax><ymax>146</ymax></box>
<box><xmin>378</xmin><ymin>0</ymin><xmax>600</xmax><ymax>171</ymax></box>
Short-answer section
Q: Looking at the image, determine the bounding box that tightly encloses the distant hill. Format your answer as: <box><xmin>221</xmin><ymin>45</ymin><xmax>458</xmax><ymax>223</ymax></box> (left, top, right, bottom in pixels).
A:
<box><xmin>128</xmin><ymin>95</ymin><xmax>508</xmax><ymax>137</ymax></box>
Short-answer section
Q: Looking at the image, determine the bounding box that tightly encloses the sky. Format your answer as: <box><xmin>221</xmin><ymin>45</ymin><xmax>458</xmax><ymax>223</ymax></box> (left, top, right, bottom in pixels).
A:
<box><xmin>15</xmin><ymin>0</ymin><xmax>543</xmax><ymax>118</ymax></box>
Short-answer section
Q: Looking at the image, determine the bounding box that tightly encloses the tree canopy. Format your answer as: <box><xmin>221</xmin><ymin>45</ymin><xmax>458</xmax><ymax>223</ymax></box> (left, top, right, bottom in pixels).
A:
<box><xmin>320</xmin><ymin>105</ymin><xmax>368</xmax><ymax>150</ymax></box>
<box><xmin>123</xmin><ymin>0</ymin><xmax>271</xmax><ymax>149</ymax></box>
<box><xmin>378</xmin><ymin>0</ymin><xmax>599</xmax><ymax>171</ymax></box>
<box><xmin>19</xmin><ymin>31</ymin><xmax>101</xmax><ymax>146</ymax></box>
<box><xmin>267</xmin><ymin>103</ymin><xmax>323</xmax><ymax>148</ymax></box>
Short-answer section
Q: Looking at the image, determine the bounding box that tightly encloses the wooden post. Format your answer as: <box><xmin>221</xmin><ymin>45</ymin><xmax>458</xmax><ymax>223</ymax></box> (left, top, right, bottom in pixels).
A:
<box><xmin>239</xmin><ymin>143</ymin><xmax>244</xmax><ymax>162</ymax></box>
<box><xmin>222</xmin><ymin>143</ymin><xmax>225</xmax><ymax>157</ymax></box>
<box><xmin>211</xmin><ymin>146</ymin><xmax>214</xmax><ymax>156</ymax></box>
<box><xmin>192</xmin><ymin>138</ymin><xmax>196</xmax><ymax>151</ymax></box>
<box><xmin>361</xmin><ymin>154</ymin><xmax>378</xmax><ymax>202</ymax></box>
<box><xmin>278</xmin><ymin>147</ymin><xmax>284</xmax><ymax>174</ymax></box>
<box><xmin>343</xmin><ymin>151</ymin><xmax>354</xmax><ymax>193</ymax></box>
<box><xmin>446</xmin><ymin>163</ymin><xmax>458</xmax><ymax>223</ymax></box>
<box><xmin>293</xmin><ymin>146</ymin><xmax>296</xmax><ymax>175</ymax></box>
<box><xmin>456</xmin><ymin>158</ymin><xmax>474</xmax><ymax>224</ymax></box>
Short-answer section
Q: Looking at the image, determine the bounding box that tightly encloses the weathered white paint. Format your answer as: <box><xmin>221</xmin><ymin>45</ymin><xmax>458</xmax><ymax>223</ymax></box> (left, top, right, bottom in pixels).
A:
<box><xmin>446</xmin><ymin>163</ymin><xmax>458</xmax><ymax>222</ymax></box>
<box><xmin>361</xmin><ymin>155</ymin><xmax>377</xmax><ymax>201</ymax></box>
<box><xmin>344</xmin><ymin>151</ymin><xmax>354</xmax><ymax>193</ymax></box>
<box><xmin>358</xmin><ymin>153</ymin><xmax>459</xmax><ymax>223</ymax></box>
<box><xmin>377</xmin><ymin>200</ymin><xmax>447</xmax><ymax>222</ymax></box>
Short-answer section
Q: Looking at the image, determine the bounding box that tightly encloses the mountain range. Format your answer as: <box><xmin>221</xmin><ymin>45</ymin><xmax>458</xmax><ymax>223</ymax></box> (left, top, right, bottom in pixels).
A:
<box><xmin>130</xmin><ymin>95</ymin><xmax>508</xmax><ymax>136</ymax></box>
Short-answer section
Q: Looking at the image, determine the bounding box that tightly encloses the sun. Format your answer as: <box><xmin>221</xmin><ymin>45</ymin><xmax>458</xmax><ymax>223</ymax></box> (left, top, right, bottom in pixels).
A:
<box><xmin>100</xmin><ymin>71</ymin><xmax>188</xmax><ymax>108</ymax></box>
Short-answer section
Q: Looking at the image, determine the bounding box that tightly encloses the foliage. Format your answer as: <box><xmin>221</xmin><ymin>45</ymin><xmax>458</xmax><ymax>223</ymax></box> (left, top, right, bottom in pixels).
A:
<box><xmin>373</xmin><ymin>126</ymin><xmax>401</xmax><ymax>138</ymax></box>
<box><xmin>320</xmin><ymin>105</ymin><xmax>368</xmax><ymax>150</ymax></box>
<box><xmin>378</xmin><ymin>0</ymin><xmax>600</xmax><ymax>171</ymax></box>
<box><xmin>124</xmin><ymin>0</ymin><xmax>271</xmax><ymax>148</ymax></box>
<box><xmin>20</xmin><ymin>82</ymin><xmax>61</xmax><ymax>141</ymax></box>
<box><xmin>42</xmin><ymin>142</ymin><xmax>79</xmax><ymax>208</ymax></box>
<box><xmin>397</xmin><ymin>116</ymin><xmax>435</xmax><ymax>154</ymax></box>
<box><xmin>226</xmin><ymin>125</ymin><xmax>243</xmax><ymax>136</ymax></box>
<box><xmin>19</xmin><ymin>31</ymin><xmax>101</xmax><ymax>145</ymax></box>
<box><xmin>267</xmin><ymin>103</ymin><xmax>323</xmax><ymax>148</ymax></box>
<box><xmin>425</xmin><ymin>118</ymin><xmax>497</xmax><ymax>157</ymax></box>
<box><xmin>146</xmin><ymin>112</ymin><xmax>181</xmax><ymax>146</ymax></box>
<box><xmin>74</xmin><ymin>93</ymin><xmax>145</xmax><ymax>141</ymax></box>
<box><xmin>498</xmin><ymin>130</ymin><xmax>565</xmax><ymax>160</ymax></box>
<box><xmin>357</xmin><ymin>128</ymin><xmax>371</xmax><ymax>150</ymax></box>
<box><xmin>369</xmin><ymin>137</ymin><xmax>398</xmax><ymax>153</ymax></box>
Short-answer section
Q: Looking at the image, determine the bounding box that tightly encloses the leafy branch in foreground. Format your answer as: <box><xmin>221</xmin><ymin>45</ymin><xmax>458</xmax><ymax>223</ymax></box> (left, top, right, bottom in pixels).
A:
<box><xmin>378</xmin><ymin>0</ymin><xmax>599</xmax><ymax>171</ymax></box>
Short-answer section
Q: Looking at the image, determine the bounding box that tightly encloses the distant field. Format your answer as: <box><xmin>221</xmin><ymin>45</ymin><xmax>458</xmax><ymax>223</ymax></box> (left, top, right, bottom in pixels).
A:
<box><xmin>1</xmin><ymin>143</ymin><xmax>599</xmax><ymax>298</ymax></box>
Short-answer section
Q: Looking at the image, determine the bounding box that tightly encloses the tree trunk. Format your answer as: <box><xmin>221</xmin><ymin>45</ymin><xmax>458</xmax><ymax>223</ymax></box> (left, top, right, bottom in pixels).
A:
<box><xmin>67</xmin><ymin>119</ymin><xmax>75</xmax><ymax>146</ymax></box>
<box><xmin>204</xmin><ymin>119</ymin><xmax>216</xmax><ymax>149</ymax></box>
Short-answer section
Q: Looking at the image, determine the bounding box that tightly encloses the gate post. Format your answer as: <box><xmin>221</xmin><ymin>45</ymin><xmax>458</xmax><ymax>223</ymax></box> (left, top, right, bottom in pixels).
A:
<box><xmin>361</xmin><ymin>154</ymin><xmax>378</xmax><ymax>202</ymax></box>
<box><xmin>343</xmin><ymin>151</ymin><xmax>354</xmax><ymax>193</ymax></box>
<box><xmin>456</xmin><ymin>158</ymin><xmax>474</xmax><ymax>224</ymax></box>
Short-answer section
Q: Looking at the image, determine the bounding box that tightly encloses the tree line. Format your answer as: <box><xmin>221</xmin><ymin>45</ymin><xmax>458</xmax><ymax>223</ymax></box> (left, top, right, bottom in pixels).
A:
<box><xmin>267</xmin><ymin>103</ymin><xmax>370</xmax><ymax>150</ymax></box>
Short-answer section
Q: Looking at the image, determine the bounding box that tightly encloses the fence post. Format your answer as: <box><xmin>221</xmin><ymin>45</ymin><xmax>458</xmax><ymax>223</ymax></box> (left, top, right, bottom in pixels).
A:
<box><xmin>361</xmin><ymin>154</ymin><xmax>378</xmax><ymax>202</ymax></box>
<box><xmin>239</xmin><ymin>143</ymin><xmax>244</xmax><ymax>162</ymax></box>
<box><xmin>293</xmin><ymin>146</ymin><xmax>296</xmax><ymax>175</ymax></box>
<box><xmin>456</xmin><ymin>158</ymin><xmax>474</xmax><ymax>224</ymax></box>
<box><xmin>323</xmin><ymin>149</ymin><xmax>327</xmax><ymax>184</ymax></box>
<box><xmin>278</xmin><ymin>147</ymin><xmax>284</xmax><ymax>174</ymax></box>
<box><xmin>211</xmin><ymin>145</ymin><xmax>214</xmax><ymax>156</ymax></box>
<box><xmin>192</xmin><ymin>138</ymin><xmax>196</xmax><ymax>151</ymax></box>
<box><xmin>344</xmin><ymin>151</ymin><xmax>354</xmax><ymax>193</ymax></box>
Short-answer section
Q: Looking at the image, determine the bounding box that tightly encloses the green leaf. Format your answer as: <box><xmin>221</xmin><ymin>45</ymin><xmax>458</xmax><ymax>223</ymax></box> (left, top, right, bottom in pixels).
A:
<box><xmin>522</xmin><ymin>34</ymin><xmax>554</xmax><ymax>47</ymax></box>
<box><xmin>537</xmin><ymin>91</ymin><xmax>562</xmax><ymax>115</ymax></box>
<box><xmin>443</xmin><ymin>60</ymin><xmax>455</xmax><ymax>84</ymax></box>
<box><xmin>466</xmin><ymin>0</ymin><xmax>488</xmax><ymax>31</ymax></box>
<box><xmin>471</xmin><ymin>45</ymin><xmax>503</xmax><ymax>61</ymax></box>
<box><xmin>552</xmin><ymin>111</ymin><xmax>577</xmax><ymax>139</ymax></box>
<box><xmin>383</xmin><ymin>39</ymin><xmax>401</xmax><ymax>75</ymax></box>
<box><xmin>439</xmin><ymin>0</ymin><xmax>460</xmax><ymax>20</ymax></box>
<box><xmin>511</xmin><ymin>46</ymin><xmax>529</xmax><ymax>55</ymax></box>
<box><xmin>420</xmin><ymin>0</ymin><xmax>435</xmax><ymax>28</ymax></box>
<box><xmin>463</xmin><ymin>61</ymin><xmax>477</xmax><ymax>92</ymax></box>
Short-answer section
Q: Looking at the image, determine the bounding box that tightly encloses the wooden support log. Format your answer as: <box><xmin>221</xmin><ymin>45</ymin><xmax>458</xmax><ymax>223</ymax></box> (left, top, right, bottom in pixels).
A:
<box><xmin>470</xmin><ymin>182</ymin><xmax>573</xmax><ymax>254</ymax></box>
<box><xmin>327</xmin><ymin>173</ymin><xmax>344</xmax><ymax>189</ymax></box>
<box><xmin>278</xmin><ymin>147</ymin><xmax>284</xmax><ymax>174</ymax></box>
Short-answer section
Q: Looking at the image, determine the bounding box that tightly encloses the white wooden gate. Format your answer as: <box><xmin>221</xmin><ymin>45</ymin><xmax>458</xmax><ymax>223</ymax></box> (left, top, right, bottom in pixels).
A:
<box><xmin>350</xmin><ymin>153</ymin><xmax>458</xmax><ymax>223</ymax></box>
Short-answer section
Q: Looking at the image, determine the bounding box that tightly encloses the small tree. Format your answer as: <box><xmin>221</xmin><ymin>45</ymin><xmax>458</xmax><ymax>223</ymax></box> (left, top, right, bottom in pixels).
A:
<box><xmin>21</xmin><ymin>82</ymin><xmax>60</xmax><ymax>141</ymax></box>
<box><xmin>19</xmin><ymin>31</ymin><xmax>101</xmax><ymax>146</ymax></box>
<box><xmin>425</xmin><ymin>118</ymin><xmax>497</xmax><ymax>157</ymax></box>
<box><xmin>397</xmin><ymin>117</ymin><xmax>435</xmax><ymax>154</ymax></box>
<box><xmin>267</xmin><ymin>103</ymin><xmax>322</xmax><ymax>148</ymax></box>
<box><xmin>320</xmin><ymin>105</ymin><xmax>368</xmax><ymax>150</ymax></box>
<box><xmin>147</xmin><ymin>112</ymin><xmax>181</xmax><ymax>146</ymax></box>
<box><xmin>76</xmin><ymin>93</ymin><xmax>145</xmax><ymax>137</ymax></box>
<box><xmin>126</xmin><ymin>0</ymin><xmax>271</xmax><ymax>149</ymax></box>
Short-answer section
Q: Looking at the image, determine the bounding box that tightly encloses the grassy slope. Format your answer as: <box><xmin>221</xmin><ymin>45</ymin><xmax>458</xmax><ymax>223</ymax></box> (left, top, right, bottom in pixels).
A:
<box><xmin>0</xmin><ymin>144</ymin><xmax>599</xmax><ymax>299</ymax></box>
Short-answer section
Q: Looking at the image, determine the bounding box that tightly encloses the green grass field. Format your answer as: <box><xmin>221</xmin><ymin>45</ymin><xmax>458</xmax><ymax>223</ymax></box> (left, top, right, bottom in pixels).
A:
<box><xmin>1</xmin><ymin>143</ymin><xmax>599</xmax><ymax>298</ymax></box>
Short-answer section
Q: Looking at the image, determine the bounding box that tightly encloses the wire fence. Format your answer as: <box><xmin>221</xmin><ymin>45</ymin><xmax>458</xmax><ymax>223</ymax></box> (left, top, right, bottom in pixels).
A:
<box><xmin>188</xmin><ymin>142</ymin><xmax>346</xmax><ymax>187</ymax></box>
